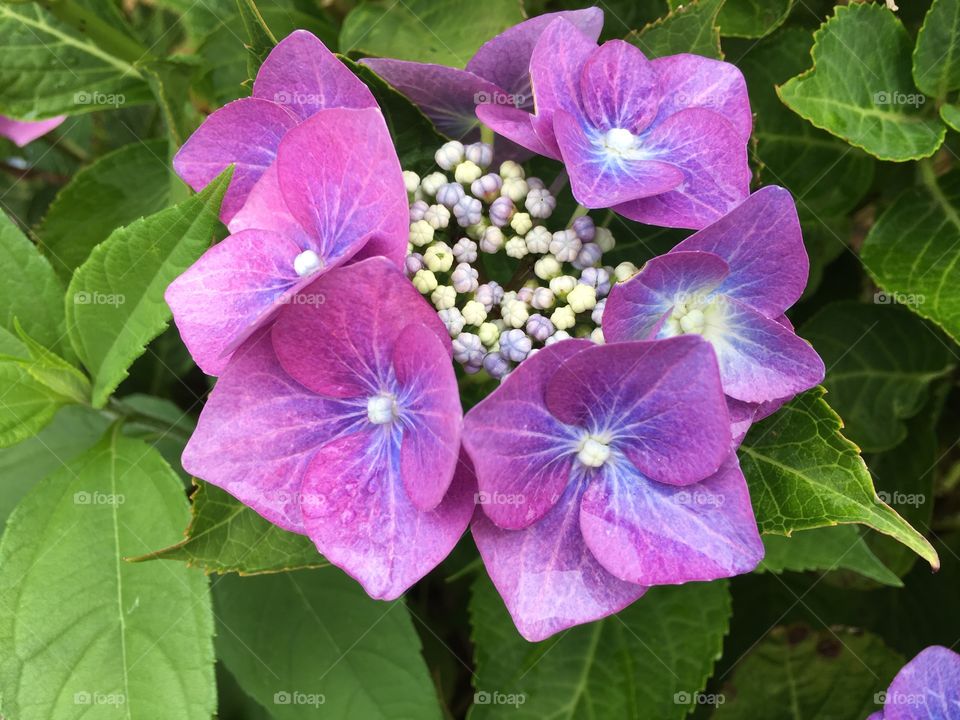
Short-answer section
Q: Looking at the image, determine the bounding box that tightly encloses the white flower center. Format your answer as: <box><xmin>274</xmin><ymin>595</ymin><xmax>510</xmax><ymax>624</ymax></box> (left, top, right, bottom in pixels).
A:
<box><xmin>577</xmin><ymin>434</ymin><xmax>611</xmax><ymax>468</ymax></box>
<box><xmin>603</xmin><ymin>127</ymin><xmax>636</xmax><ymax>155</ymax></box>
<box><xmin>293</xmin><ymin>249</ymin><xmax>322</xmax><ymax>277</ymax></box>
<box><xmin>367</xmin><ymin>393</ymin><xmax>399</xmax><ymax>425</ymax></box>
<box><xmin>666</xmin><ymin>296</ymin><xmax>725</xmax><ymax>340</ymax></box>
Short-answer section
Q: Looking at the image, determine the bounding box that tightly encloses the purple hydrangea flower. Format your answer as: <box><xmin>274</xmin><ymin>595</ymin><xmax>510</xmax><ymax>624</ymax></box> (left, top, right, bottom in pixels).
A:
<box><xmin>165</xmin><ymin>106</ymin><xmax>408</xmax><ymax>375</ymax></box>
<box><xmin>869</xmin><ymin>646</ymin><xmax>960</xmax><ymax>719</ymax></box>
<box><xmin>463</xmin><ymin>336</ymin><xmax>763</xmax><ymax>640</ymax></box>
<box><xmin>477</xmin><ymin>17</ymin><xmax>752</xmax><ymax>228</ymax></box>
<box><xmin>174</xmin><ymin>31</ymin><xmax>376</xmax><ymax>222</ymax></box>
<box><xmin>360</xmin><ymin>9</ymin><xmax>603</xmax><ymax>155</ymax></box>
<box><xmin>0</xmin><ymin>115</ymin><xmax>65</xmax><ymax>147</ymax></box>
<box><xmin>603</xmin><ymin>187</ymin><xmax>825</xmax><ymax>424</ymax></box>
<box><xmin>182</xmin><ymin>258</ymin><xmax>474</xmax><ymax>599</ymax></box>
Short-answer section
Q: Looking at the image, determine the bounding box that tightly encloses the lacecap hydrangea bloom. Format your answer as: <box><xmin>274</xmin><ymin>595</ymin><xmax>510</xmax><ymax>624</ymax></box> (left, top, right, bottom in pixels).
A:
<box><xmin>868</xmin><ymin>646</ymin><xmax>960</xmax><ymax>720</ymax></box>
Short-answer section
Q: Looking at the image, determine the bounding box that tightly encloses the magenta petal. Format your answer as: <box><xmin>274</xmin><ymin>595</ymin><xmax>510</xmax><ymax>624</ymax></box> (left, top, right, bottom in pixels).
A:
<box><xmin>555</xmin><ymin>110</ymin><xmax>683</xmax><ymax>208</ymax></box>
<box><xmin>476</xmin><ymin>104</ymin><xmax>557</xmax><ymax>158</ymax></box>
<box><xmin>276</xmin><ymin>107</ymin><xmax>408</xmax><ymax>269</ymax></box>
<box><xmin>0</xmin><ymin>115</ymin><xmax>66</xmax><ymax>146</ymax></box>
<box><xmin>165</xmin><ymin>229</ymin><xmax>318</xmax><ymax>376</ymax></box>
<box><xmin>545</xmin><ymin>337</ymin><xmax>731</xmax><ymax>486</ymax></box>
<box><xmin>602</xmin><ymin>251</ymin><xmax>730</xmax><ymax>343</ymax></box>
<box><xmin>580</xmin><ymin>453</ymin><xmax>763</xmax><ymax>586</ymax></box>
<box><xmin>727</xmin><ymin>397</ymin><xmax>757</xmax><ymax>447</ymax></box>
<box><xmin>614</xmin><ymin>108</ymin><xmax>750</xmax><ymax>229</ymax></box>
<box><xmin>182</xmin><ymin>331</ymin><xmax>362</xmax><ymax>534</ymax></box>
<box><xmin>272</xmin><ymin>257</ymin><xmax>450</xmax><ymax>399</ymax></box>
<box><xmin>253</xmin><ymin>30</ymin><xmax>376</xmax><ymax>121</ymax></box>
<box><xmin>528</xmin><ymin>17</ymin><xmax>597</xmax><ymax>156</ymax></box>
<box><xmin>393</xmin><ymin>323</ymin><xmax>462</xmax><ymax>511</ymax></box>
<box><xmin>227</xmin><ymin>162</ymin><xmax>310</xmax><ymax>244</ymax></box>
<box><xmin>362</xmin><ymin>59</ymin><xmax>503</xmax><ymax>140</ymax></box>
<box><xmin>711</xmin><ymin>298</ymin><xmax>825</xmax><ymax>403</ymax></box>
<box><xmin>672</xmin><ymin>187</ymin><xmax>807</xmax><ymax>318</ymax></box>
<box><xmin>884</xmin><ymin>646</ymin><xmax>960</xmax><ymax>720</ymax></box>
<box><xmin>473</xmin><ymin>477</ymin><xmax>646</xmax><ymax>642</ymax></box>
<box><xmin>173</xmin><ymin>97</ymin><xmax>298</xmax><ymax>222</ymax></box>
<box><xmin>467</xmin><ymin>8</ymin><xmax>604</xmax><ymax>108</ymax></box>
<box><xmin>300</xmin><ymin>430</ymin><xmax>474</xmax><ymax>600</ymax></box>
<box><xmin>651</xmin><ymin>54</ymin><xmax>752</xmax><ymax>140</ymax></box>
<box><xmin>463</xmin><ymin>340</ymin><xmax>592</xmax><ymax>530</ymax></box>
<box><xmin>579</xmin><ymin>40</ymin><xmax>659</xmax><ymax>133</ymax></box>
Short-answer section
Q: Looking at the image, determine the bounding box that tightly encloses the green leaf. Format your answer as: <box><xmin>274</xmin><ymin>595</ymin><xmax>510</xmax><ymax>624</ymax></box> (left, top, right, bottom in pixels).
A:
<box><xmin>741</xmin><ymin>28</ymin><xmax>875</xmax><ymax>220</ymax></box>
<box><xmin>0</xmin><ymin>210</ymin><xmax>65</xmax><ymax>353</ymax></box>
<box><xmin>861</xmin><ymin>166</ymin><xmax>960</xmax><ymax>344</ymax></box>
<box><xmin>344</xmin><ymin>56</ymin><xmax>447</xmax><ymax>168</ymax></box>
<box><xmin>235</xmin><ymin>0</ymin><xmax>279</xmax><ymax>81</ymax></box>
<box><xmin>801</xmin><ymin>301</ymin><xmax>954</xmax><ymax>453</ymax></box>
<box><xmin>0</xmin><ymin>429</ymin><xmax>216</xmax><ymax>720</ymax></box>
<box><xmin>6</xmin><ymin>321</ymin><xmax>91</xmax><ymax>405</ymax></box>
<box><xmin>913</xmin><ymin>0</ymin><xmax>960</xmax><ymax>99</ymax></box>
<box><xmin>38</xmin><ymin>140</ymin><xmax>173</xmax><ymax>282</ymax></box>
<box><xmin>628</xmin><ymin>0</ymin><xmax>726</xmax><ymax>60</ymax></box>
<box><xmin>214</xmin><ymin>569</ymin><xmax>443</xmax><ymax>720</ymax></box>
<box><xmin>778</xmin><ymin>3</ymin><xmax>945</xmax><ymax>162</ymax></box>
<box><xmin>712</xmin><ymin>627</ymin><xmax>902</xmax><ymax>719</ymax></box>
<box><xmin>340</xmin><ymin>0</ymin><xmax>525</xmax><ymax>68</ymax></box>
<box><xmin>134</xmin><ymin>481</ymin><xmax>327</xmax><ymax>574</ymax></box>
<box><xmin>0</xmin><ymin>4</ymin><xmax>151</xmax><ymax>118</ymax></box>
<box><xmin>718</xmin><ymin>0</ymin><xmax>793</xmax><ymax>38</ymax></box>
<box><xmin>941</xmin><ymin>102</ymin><xmax>960</xmax><ymax>131</ymax></box>
<box><xmin>65</xmin><ymin>168</ymin><xmax>231</xmax><ymax>408</ymax></box>
<box><xmin>469</xmin><ymin>576</ymin><xmax>731</xmax><ymax>719</ymax></box>
<box><xmin>759</xmin><ymin>525</ymin><xmax>902</xmax><ymax>587</ymax></box>
<box><xmin>738</xmin><ymin>388</ymin><xmax>938</xmax><ymax>569</ymax></box>
<box><xmin>0</xmin><ymin>357</ymin><xmax>71</xmax><ymax>448</ymax></box>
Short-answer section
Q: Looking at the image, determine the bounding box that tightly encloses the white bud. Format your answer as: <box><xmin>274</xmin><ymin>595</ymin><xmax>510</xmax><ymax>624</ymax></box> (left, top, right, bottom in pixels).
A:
<box><xmin>452</xmin><ymin>237</ymin><xmax>478</xmax><ymax>264</ymax></box>
<box><xmin>431</xmin><ymin>285</ymin><xmax>457</xmax><ymax>310</ymax></box>
<box><xmin>409</xmin><ymin>219</ymin><xmax>435</xmax><ymax>247</ymax></box>
<box><xmin>423</xmin><ymin>204</ymin><xmax>451</xmax><ymax>229</ymax></box>
<box><xmin>505</xmin><ymin>236</ymin><xmax>528</xmax><ymax>259</ymax></box>
<box><xmin>499</xmin><ymin>160</ymin><xmax>525</xmax><ymax>179</ymax></box>
<box><xmin>462</xmin><ymin>299</ymin><xmax>488</xmax><ymax>326</ymax></box>
<box><xmin>594</xmin><ymin>226</ymin><xmax>616</xmax><ymax>252</ymax></box>
<box><xmin>479</xmin><ymin>226</ymin><xmax>505</xmax><ymax>254</ymax></box>
<box><xmin>525</xmin><ymin>225</ymin><xmax>552</xmax><ymax>254</ymax></box>
<box><xmin>424</xmin><ymin>242</ymin><xmax>454</xmax><ymax>273</ymax></box>
<box><xmin>451</xmin><ymin>262</ymin><xmax>480</xmax><ymax>293</ymax></box>
<box><xmin>455</xmin><ymin>160</ymin><xmax>483</xmax><ymax>184</ymax></box>
<box><xmin>293</xmin><ymin>249</ymin><xmax>322</xmax><ymax>277</ymax></box>
<box><xmin>550</xmin><ymin>305</ymin><xmax>577</xmax><ymax>331</ymax></box>
<box><xmin>591</xmin><ymin>327</ymin><xmax>605</xmax><ymax>344</ymax></box>
<box><xmin>534</xmin><ymin>255</ymin><xmax>562</xmax><ymax>280</ymax></box>
<box><xmin>510</xmin><ymin>212</ymin><xmax>533</xmax><ymax>235</ymax></box>
<box><xmin>567</xmin><ymin>284</ymin><xmax>597</xmax><ymax>313</ymax></box>
<box><xmin>464</xmin><ymin>142</ymin><xmax>494</xmax><ymax>168</ymax></box>
<box><xmin>435</xmin><ymin>141</ymin><xmax>465</xmax><ymax>170</ymax></box>
<box><xmin>420</xmin><ymin>171</ymin><xmax>447</xmax><ymax>196</ymax></box>
<box><xmin>402</xmin><ymin>171</ymin><xmax>420</xmax><ymax>194</ymax></box>
<box><xmin>615</xmin><ymin>261</ymin><xmax>639</xmax><ymax>282</ymax></box>
<box><xmin>501</xmin><ymin>177</ymin><xmax>529</xmax><ymax>202</ymax></box>
<box><xmin>412</xmin><ymin>269</ymin><xmax>438</xmax><ymax>294</ymax></box>
<box><xmin>545</xmin><ymin>329</ymin><xmax>572</xmax><ymax>346</ymax></box>
<box><xmin>531</xmin><ymin>287</ymin><xmax>556</xmax><ymax>310</ymax></box>
<box><xmin>549</xmin><ymin>229</ymin><xmax>582</xmax><ymax>262</ymax></box>
<box><xmin>438</xmin><ymin>307</ymin><xmax>465</xmax><ymax>337</ymax></box>
<box><xmin>501</xmin><ymin>299</ymin><xmax>529</xmax><ymax>328</ymax></box>
<box><xmin>549</xmin><ymin>275</ymin><xmax>577</xmax><ymax>297</ymax></box>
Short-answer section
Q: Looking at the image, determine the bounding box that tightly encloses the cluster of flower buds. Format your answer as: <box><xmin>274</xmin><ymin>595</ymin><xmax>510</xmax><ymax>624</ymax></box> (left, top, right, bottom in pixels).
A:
<box><xmin>403</xmin><ymin>140</ymin><xmax>639</xmax><ymax>380</ymax></box>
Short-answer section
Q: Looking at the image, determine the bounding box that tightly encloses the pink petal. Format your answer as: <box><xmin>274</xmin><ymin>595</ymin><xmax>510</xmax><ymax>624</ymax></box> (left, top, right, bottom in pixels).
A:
<box><xmin>579</xmin><ymin>40</ymin><xmax>659</xmax><ymax>133</ymax></box>
<box><xmin>475</xmin><ymin>104</ymin><xmax>556</xmax><ymax>158</ymax></box>
<box><xmin>0</xmin><ymin>115</ymin><xmax>66</xmax><ymax>146</ymax></box>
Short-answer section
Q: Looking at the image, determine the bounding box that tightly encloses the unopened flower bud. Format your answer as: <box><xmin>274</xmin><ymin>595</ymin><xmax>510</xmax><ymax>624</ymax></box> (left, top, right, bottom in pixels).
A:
<box><xmin>516</xmin><ymin>285</ymin><xmax>535</xmax><ymax>304</ymax></box>
<box><xmin>489</xmin><ymin>196</ymin><xmax>515</xmax><ymax>227</ymax></box>
<box><xmin>403</xmin><ymin>171</ymin><xmax>420</xmax><ymax>194</ymax></box>
<box><xmin>501</xmin><ymin>299</ymin><xmax>529</xmax><ymax>328</ymax></box>
<box><xmin>572</xmin><ymin>215</ymin><xmax>595</xmax><ymax>242</ymax></box>
<box><xmin>534</xmin><ymin>255</ymin><xmax>562</xmax><ymax>280</ymax></box>
<box><xmin>435</xmin><ymin>141</ymin><xmax>465</xmax><ymax>170</ymax></box>
<box><xmin>501</xmin><ymin>177</ymin><xmax>529</xmax><ymax>202</ymax></box>
<box><xmin>470</xmin><ymin>173</ymin><xmax>502</xmax><ymax>202</ymax></box>
<box><xmin>482</xmin><ymin>351</ymin><xmax>510</xmax><ymax>379</ymax></box>
<box><xmin>549</xmin><ymin>229</ymin><xmax>582</xmax><ymax>262</ymax></box>
<box><xmin>591</xmin><ymin>327</ymin><xmax>605</xmax><ymax>344</ymax></box>
<box><xmin>424</xmin><ymin>204</ymin><xmax>451</xmax><ymax>229</ymax></box>
<box><xmin>525</xmin><ymin>187</ymin><xmax>556</xmax><ymax>218</ymax></box>
<box><xmin>545</xmin><ymin>329</ymin><xmax>571</xmax><ymax>346</ymax></box>
<box><xmin>510</xmin><ymin>212</ymin><xmax>533</xmax><ymax>235</ymax></box>
<box><xmin>615</xmin><ymin>261</ymin><xmax>639</xmax><ymax>282</ymax></box>
<box><xmin>423</xmin><ymin>242</ymin><xmax>454</xmax><ymax>272</ymax></box>
<box><xmin>453</xmin><ymin>195</ymin><xmax>482</xmax><ymax>227</ymax></box>
<box><xmin>594</xmin><ymin>226</ymin><xmax>615</xmax><ymax>252</ymax></box>
<box><xmin>549</xmin><ymin>275</ymin><xmax>577</xmax><ymax>297</ymax></box>
<box><xmin>550</xmin><ymin>305</ymin><xmax>576</xmax><ymax>331</ymax></box>
<box><xmin>462</xmin><ymin>299</ymin><xmax>487</xmax><ymax>326</ymax></box>
<box><xmin>409</xmin><ymin>219</ymin><xmax>434</xmax><ymax>247</ymax></box>
<box><xmin>500</xmin><ymin>328</ymin><xmax>533</xmax><ymax>362</ymax></box>
<box><xmin>405</xmin><ymin>253</ymin><xmax>424</xmax><ymax>276</ymax></box>
<box><xmin>531</xmin><ymin>286</ymin><xmax>555</xmax><ymax>310</ymax></box>
<box><xmin>479</xmin><ymin>226</ymin><xmax>504</xmax><ymax>253</ymax></box>
<box><xmin>420</xmin><ymin>171</ymin><xmax>447</xmax><ymax>196</ymax></box>
<box><xmin>581</xmin><ymin>267</ymin><xmax>612</xmax><ymax>297</ymax></box>
<box><xmin>410</xmin><ymin>199</ymin><xmax>429</xmax><ymax>222</ymax></box>
<box><xmin>567</xmin><ymin>284</ymin><xmax>597</xmax><ymax>313</ymax></box>
<box><xmin>436</xmin><ymin>182</ymin><xmax>465</xmax><ymax>208</ymax></box>
<box><xmin>465</xmin><ymin>142</ymin><xmax>493</xmax><ymax>168</ymax></box>
<box><xmin>452</xmin><ymin>332</ymin><xmax>484</xmax><ymax>366</ymax></box>
<box><xmin>505</xmin><ymin>236</ymin><xmax>528</xmax><ymax>259</ymax></box>
<box><xmin>592</xmin><ymin>298</ymin><xmax>606</xmax><ymax>326</ymax></box>
<box><xmin>412</xmin><ymin>269</ymin><xmax>437</xmax><ymax>294</ymax></box>
<box><xmin>455</xmin><ymin>160</ymin><xmax>482</xmax><ymax>184</ymax></box>
<box><xmin>452</xmin><ymin>237</ymin><xmax>478</xmax><ymax>264</ymax></box>
<box><xmin>527</xmin><ymin>176</ymin><xmax>545</xmax><ymax>190</ymax></box>
<box><xmin>526</xmin><ymin>313</ymin><xmax>555</xmax><ymax>342</ymax></box>
<box><xmin>432</xmin><ymin>285</ymin><xmax>457</xmax><ymax>310</ymax></box>
<box><xmin>573</xmin><ymin>242</ymin><xmax>603</xmax><ymax>270</ymax></box>
<box><xmin>478</xmin><ymin>321</ymin><xmax>500</xmax><ymax>346</ymax></box>
<box><xmin>525</xmin><ymin>225</ymin><xmax>552</xmax><ymax>254</ymax></box>
<box><xmin>499</xmin><ymin>160</ymin><xmax>524</xmax><ymax>179</ymax></box>
<box><xmin>451</xmin><ymin>262</ymin><xmax>479</xmax><ymax>293</ymax></box>
<box><xmin>475</xmin><ymin>282</ymin><xmax>503</xmax><ymax>311</ymax></box>
<box><xmin>438</xmin><ymin>306</ymin><xmax>465</xmax><ymax>336</ymax></box>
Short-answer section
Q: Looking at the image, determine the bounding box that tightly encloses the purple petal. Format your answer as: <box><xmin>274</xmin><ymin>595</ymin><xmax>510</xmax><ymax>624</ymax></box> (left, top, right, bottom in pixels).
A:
<box><xmin>253</xmin><ymin>30</ymin><xmax>376</xmax><ymax>120</ymax></box>
<box><xmin>463</xmin><ymin>339</ymin><xmax>592</xmax><ymax>530</ymax></box>
<box><xmin>651</xmin><ymin>54</ymin><xmax>752</xmax><ymax>140</ymax></box>
<box><xmin>579</xmin><ymin>40</ymin><xmax>659</xmax><ymax>133</ymax></box>
<box><xmin>393</xmin><ymin>322</ymin><xmax>462</xmax><ymax>511</ymax></box>
<box><xmin>165</xmin><ymin>229</ymin><xmax>317</xmax><ymax>376</ymax></box>
<box><xmin>554</xmin><ymin>110</ymin><xmax>683</xmax><ymax>208</ymax></box>
<box><xmin>276</xmin><ymin>107</ymin><xmax>408</xmax><ymax>269</ymax></box>
<box><xmin>227</xmin><ymin>162</ymin><xmax>311</xmax><ymax>244</ymax></box>
<box><xmin>182</xmin><ymin>330</ymin><xmax>362</xmax><ymax>534</ymax></box>
<box><xmin>361</xmin><ymin>59</ymin><xmax>503</xmax><ymax>140</ymax></box>
<box><xmin>580</xmin><ymin>453</ymin><xmax>764</xmax><ymax>586</ymax></box>
<box><xmin>272</xmin><ymin>257</ymin><xmax>450</xmax><ymax>399</ymax></box>
<box><xmin>708</xmin><ymin>298</ymin><xmax>825</xmax><ymax>404</ymax></box>
<box><xmin>173</xmin><ymin>98</ymin><xmax>298</xmax><ymax>222</ymax></box>
<box><xmin>467</xmin><ymin>8</ymin><xmax>604</xmax><ymax>109</ymax></box>
<box><xmin>727</xmin><ymin>397</ymin><xmax>756</xmax><ymax>447</ymax></box>
<box><xmin>866</xmin><ymin>714</ymin><xmax>884</xmax><ymax>720</ymax></box>
<box><xmin>671</xmin><ymin>186</ymin><xmax>807</xmax><ymax>318</ymax></box>
<box><xmin>545</xmin><ymin>337</ymin><xmax>731</xmax><ymax>486</ymax></box>
<box><xmin>528</xmin><ymin>17</ymin><xmax>598</xmax><ymax>156</ymax></box>
<box><xmin>473</xmin><ymin>474</ymin><xmax>646</xmax><ymax>642</ymax></box>
<box><xmin>602</xmin><ymin>251</ymin><xmax>730</xmax><ymax>343</ymax></box>
<box><xmin>614</xmin><ymin>108</ymin><xmax>750</xmax><ymax>229</ymax></box>
<box><xmin>300</xmin><ymin>429</ymin><xmax>475</xmax><ymax>599</ymax></box>
<box><xmin>0</xmin><ymin>115</ymin><xmax>65</xmax><ymax>146</ymax></box>
<box><xmin>884</xmin><ymin>646</ymin><xmax>960</xmax><ymax>720</ymax></box>
<box><xmin>475</xmin><ymin>104</ymin><xmax>556</xmax><ymax>158</ymax></box>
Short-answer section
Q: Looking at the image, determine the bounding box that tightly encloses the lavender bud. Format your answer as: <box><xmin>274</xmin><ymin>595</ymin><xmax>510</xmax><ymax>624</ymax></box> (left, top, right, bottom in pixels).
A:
<box><xmin>464</xmin><ymin>142</ymin><xmax>493</xmax><ymax>168</ymax></box>
<box><xmin>452</xmin><ymin>237</ymin><xmax>478</xmax><ymax>264</ymax></box>
<box><xmin>482</xmin><ymin>351</ymin><xmax>511</xmax><ymax>379</ymax></box>
<box><xmin>549</xmin><ymin>229</ymin><xmax>582</xmax><ymax>262</ymax></box>
<box><xmin>451</xmin><ymin>262</ymin><xmax>479</xmax><ymax>293</ymax></box>
<box><xmin>592</xmin><ymin>297</ymin><xmax>606</xmax><ymax>326</ymax></box>
<box><xmin>526</xmin><ymin>313</ymin><xmax>555</xmax><ymax>342</ymax></box>
<box><xmin>405</xmin><ymin>253</ymin><xmax>424</xmax><ymax>277</ymax></box>
<box><xmin>475</xmin><ymin>281</ymin><xmax>503</xmax><ymax>311</ymax></box>
<box><xmin>572</xmin><ymin>215</ymin><xmax>596</xmax><ymax>242</ymax></box>
<box><xmin>525</xmin><ymin>188</ymin><xmax>556</xmax><ymax>218</ymax></box>
<box><xmin>479</xmin><ymin>226</ymin><xmax>504</xmax><ymax>253</ymax></box>
<box><xmin>572</xmin><ymin>241</ymin><xmax>603</xmax><ymax>270</ymax></box>
<box><xmin>435</xmin><ymin>141</ymin><xmax>465</xmax><ymax>170</ymax></box>
<box><xmin>436</xmin><ymin>182</ymin><xmax>465</xmax><ymax>208</ymax></box>
<box><xmin>526</xmin><ymin>177</ymin><xmax>546</xmax><ymax>190</ymax></box>
<box><xmin>531</xmin><ymin>286</ymin><xmax>555</xmax><ymax>310</ymax></box>
<box><xmin>438</xmin><ymin>307</ymin><xmax>465</xmax><ymax>337</ymax></box>
<box><xmin>471</xmin><ymin>173</ymin><xmax>503</xmax><ymax>202</ymax></box>
<box><xmin>516</xmin><ymin>285</ymin><xmax>535</xmax><ymax>304</ymax></box>
<box><xmin>452</xmin><ymin>332</ymin><xmax>484</xmax><ymax>366</ymax></box>
<box><xmin>409</xmin><ymin>199</ymin><xmax>429</xmax><ymax>222</ymax></box>
<box><xmin>581</xmin><ymin>267</ymin><xmax>612</xmax><ymax>298</ymax></box>
<box><xmin>488</xmin><ymin>196</ymin><xmax>515</xmax><ymax>227</ymax></box>
<box><xmin>453</xmin><ymin>195</ymin><xmax>482</xmax><ymax>227</ymax></box>
<box><xmin>500</xmin><ymin>328</ymin><xmax>533</xmax><ymax>362</ymax></box>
